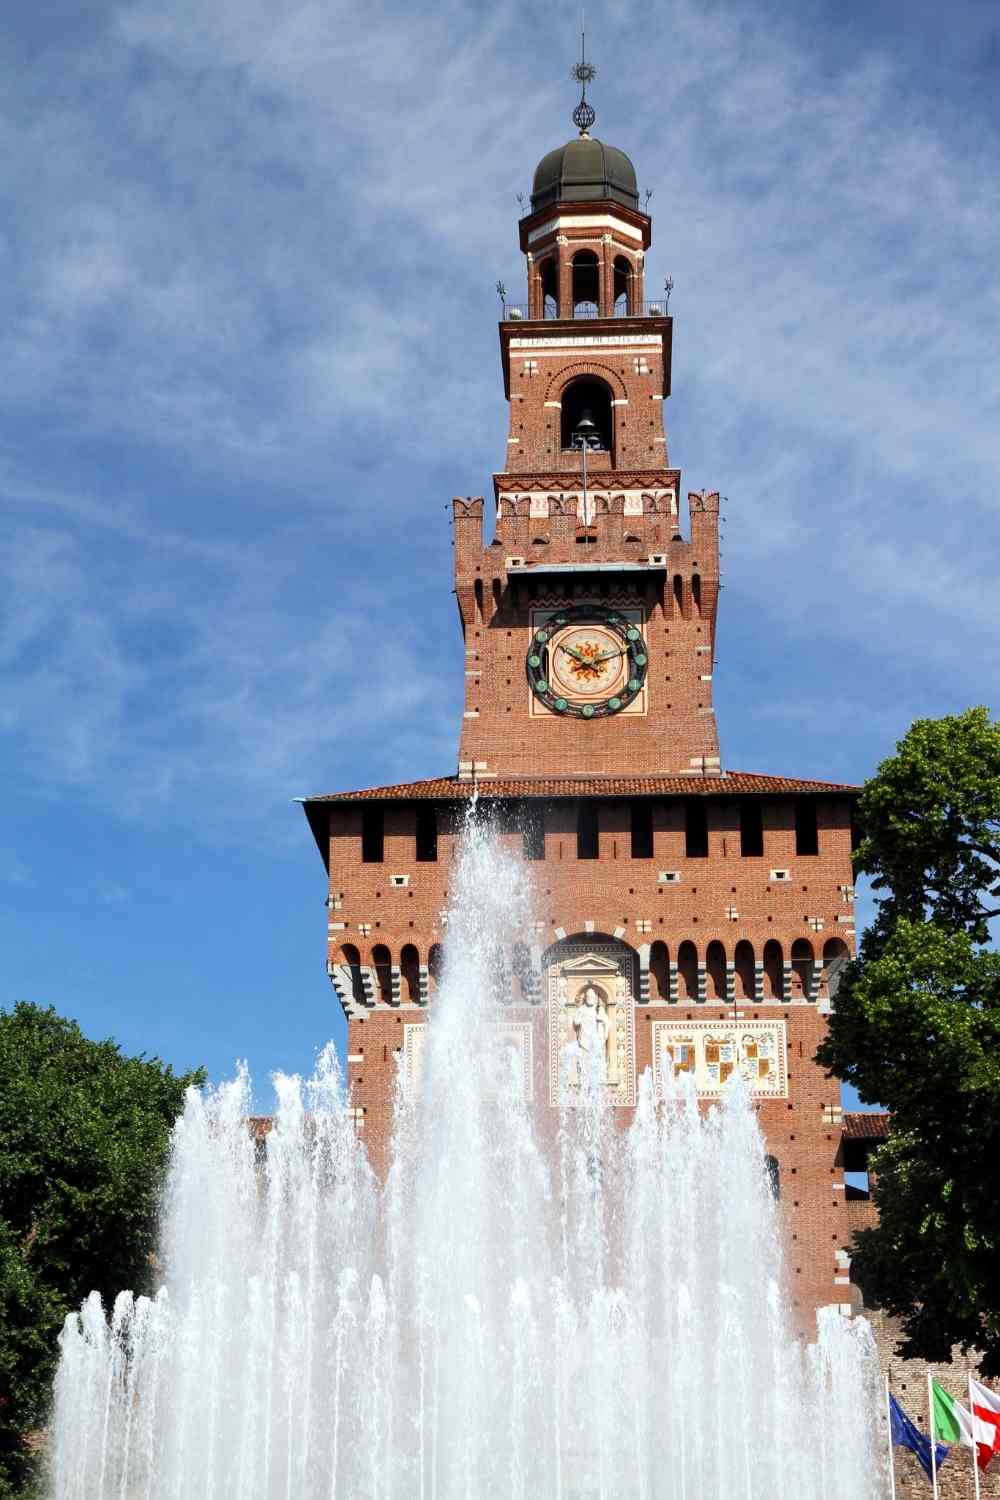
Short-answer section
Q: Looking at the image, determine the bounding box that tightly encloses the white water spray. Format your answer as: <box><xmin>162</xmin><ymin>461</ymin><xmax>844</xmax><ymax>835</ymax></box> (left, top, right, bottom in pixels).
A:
<box><xmin>50</xmin><ymin>814</ymin><xmax>887</xmax><ymax>1499</ymax></box>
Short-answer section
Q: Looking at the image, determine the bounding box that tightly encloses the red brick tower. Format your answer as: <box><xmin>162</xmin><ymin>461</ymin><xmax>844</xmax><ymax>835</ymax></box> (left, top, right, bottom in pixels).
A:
<box><xmin>302</xmin><ymin>101</ymin><xmax>860</xmax><ymax>1331</ymax></box>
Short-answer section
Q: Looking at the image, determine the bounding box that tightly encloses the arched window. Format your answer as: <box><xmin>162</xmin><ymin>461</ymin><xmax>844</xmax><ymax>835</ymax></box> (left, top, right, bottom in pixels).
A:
<box><xmin>372</xmin><ymin>944</ymin><xmax>393</xmax><ymax>1005</ymax></box>
<box><xmin>691</xmin><ymin>574</ymin><xmax>702</xmax><ymax>615</ymax></box>
<box><xmin>473</xmin><ymin>577</ymin><xmax>484</xmax><ymax>622</ymax></box>
<box><xmin>706</xmin><ymin>940</ymin><xmax>727</xmax><ymax>1000</ymax></box>
<box><xmin>765</xmin><ymin>1155</ymin><xmax>780</xmax><ymax>1199</ymax></box>
<box><xmin>560</xmin><ymin>377</ymin><xmax>613</xmax><ymax>453</ymax></box>
<box><xmin>571</xmin><ymin>249</ymin><xmax>599</xmax><ymax>317</ymax></box>
<box><xmin>734</xmin><ymin>940</ymin><xmax>755</xmax><ymax>1000</ymax></box>
<box><xmin>822</xmin><ymin>937</ymin><xmax>850</xmax><ymax>998</ymax></box>
<box><xmin>791</xmin><ymin>939</ymin><xmax>815</xmax><ymax>1000</ymax></box>
<box><xmin>677</xmin><ymin>940</ymin><xmax>698</xmax><ymax>1000</ymax></box>
<box><xmin>428</xmin><ymin>943</ymin><xmax>444</xmax><ymax>997</ymax></box>
<box><xmin>763</xmin><ymin>940</ymin><xmax>784</xmax><ymax>1000</ymax></box>
<box><xmin>613</xmin><ymin>255</ymin><xmax>631</xmax><ymax>315</ymax></box>
<box><xmin>539</xmin><ymin>257</ymin><xmax>558</xmax><ymax>319</ymax></box>
<box><xmin>340</xmin><ymin>944</ymin><xmax>366</xmax><ymax>1007</ymax></box>
<box><xmin>649</xmin><ymin>940</ymin><xmax>670</xmax><ymax>1000</ymax></box>
<box><xmin>400</xmin><ymin>943</ymin><xmax>420</xmax><ymax>1003</ymax></box>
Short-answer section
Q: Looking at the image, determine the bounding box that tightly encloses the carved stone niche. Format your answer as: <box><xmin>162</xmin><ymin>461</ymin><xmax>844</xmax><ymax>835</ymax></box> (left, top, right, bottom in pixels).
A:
<box><xmin>546</xmin><ymin>944</ymin><xmax>637</xmax><ymax>1107</ymax></box>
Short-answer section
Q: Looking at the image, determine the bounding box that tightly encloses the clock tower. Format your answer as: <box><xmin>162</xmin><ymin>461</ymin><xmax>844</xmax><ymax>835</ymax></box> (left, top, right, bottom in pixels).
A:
<box><xmin>302</xmin><ymin>82</ymin><xmax>863</xmax><ymax>1335</ymax></box>
<box><xmin>455</xmin><ymin>123</ymin><xmax>721</xmax><ymax>782</ymax></box>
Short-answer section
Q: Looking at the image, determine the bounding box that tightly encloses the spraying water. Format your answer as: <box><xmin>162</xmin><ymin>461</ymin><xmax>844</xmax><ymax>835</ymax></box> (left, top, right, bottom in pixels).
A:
<box><xmin>50</xmin><ymin>814</ymin><xmax>887</xmax><ymax>1499</ymax></box>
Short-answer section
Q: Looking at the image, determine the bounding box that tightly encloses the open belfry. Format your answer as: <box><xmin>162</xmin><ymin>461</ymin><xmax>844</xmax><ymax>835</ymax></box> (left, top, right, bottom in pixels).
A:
<box><xmin>302</xmin><ymin>73</ymin><xmax>880</xmax><ymax>1328</ymax></box>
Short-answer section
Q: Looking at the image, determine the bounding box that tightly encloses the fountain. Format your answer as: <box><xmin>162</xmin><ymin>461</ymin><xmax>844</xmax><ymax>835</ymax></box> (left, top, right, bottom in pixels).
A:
<box><xmin>49</xmin><ymin>812</ymin><xmax>887</xmax><ymax>1499</ymax></box>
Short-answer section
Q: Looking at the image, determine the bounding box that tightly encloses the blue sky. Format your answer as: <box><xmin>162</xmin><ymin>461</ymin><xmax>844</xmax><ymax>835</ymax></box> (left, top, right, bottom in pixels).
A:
<box><xmin>1</xmin><ymin>0</ymin><xmax>998</xmax><ymax>1109</ymax></box>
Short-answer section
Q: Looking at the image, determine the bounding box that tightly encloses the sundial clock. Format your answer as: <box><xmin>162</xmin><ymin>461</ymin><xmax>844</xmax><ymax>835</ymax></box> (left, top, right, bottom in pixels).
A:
<box><xmin>526</xmin><ymin>605</ymin><xmax>648</xmax><ymax>719</ymax></box>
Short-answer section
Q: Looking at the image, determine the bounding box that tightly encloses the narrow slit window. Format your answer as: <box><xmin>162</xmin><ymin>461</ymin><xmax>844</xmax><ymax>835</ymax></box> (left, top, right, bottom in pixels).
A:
<box><xmin>794</xmin><ymin>799</ymin><xmax>819</xmax><ymax>856</ymax></box>
<box><xmin>415</xmin><ymin>805</ymin><xmax>438</xmax><ymax>863</ymax></box>
<box><xmin>740</xmin><ymin>802</ymin><xmax>763</xmax><ymax>857</ymax></box>
<box><xmin>577</xmin><ymin>800</ymin><xmax>599</xmax><ymax>860</ymax></box>
<box><xmin>630</xmin><ymin>801</ymin><xmax>653</xmax><ymax>859</ymax></box>
<box><xmin>522</xmin><ymin>806</ymin><xmax>545</xmax><ymax>861</ymax></box>
<box><xmin>361</xmin><ymin>807</ymin><xmax>384</xmax><ymax>863</ymax></box>
<box><xmin>685</xmin><ymin>800</ymin><xmax>708</xmax><ymax>859</ymax></box>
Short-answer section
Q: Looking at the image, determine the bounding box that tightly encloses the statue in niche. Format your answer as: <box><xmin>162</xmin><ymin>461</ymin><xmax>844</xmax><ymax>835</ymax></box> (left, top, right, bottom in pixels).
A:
<box><xmin>563</xmin><ymin>979</ymin><xmax>622</xmax><ymax>1092</ymax></box>
<box><xmin>549</xmin><ymin>950</ymin><xmax>637</xmax><ymax>1107</ymax></box>
<box><xmin>572</xmin><ymin>982</ymin><xmax>609</xmax><ymax>1060</ymax></box>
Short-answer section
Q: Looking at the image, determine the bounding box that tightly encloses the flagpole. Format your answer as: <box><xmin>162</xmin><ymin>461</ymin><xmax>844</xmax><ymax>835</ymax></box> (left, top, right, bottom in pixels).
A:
<box><xmin>928</xmin><ymin>1372</ymin><xmax>940</xmax><ymax>1500</ymax></box>
<box><xmin>884</xmin><ymin>1375</ymin><xmax>897</xmax><ymax>1500</ymax></box>
<box><xmin>968</xmin><ymin>1372</ymin><xmax>982</xmax><ymax>1500</ymax></box>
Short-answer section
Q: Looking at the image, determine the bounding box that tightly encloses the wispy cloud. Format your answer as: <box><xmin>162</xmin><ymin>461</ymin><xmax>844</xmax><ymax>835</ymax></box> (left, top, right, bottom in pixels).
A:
<box><xmin>1</xmin><ymin>0</ymin><xmax>998</xmax><ymax>846</ymax></box>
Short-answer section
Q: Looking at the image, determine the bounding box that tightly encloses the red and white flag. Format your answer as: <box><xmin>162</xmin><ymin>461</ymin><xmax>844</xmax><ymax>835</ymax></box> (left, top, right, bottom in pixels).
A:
<box><xmin>970</xmin><ymin>1379</ymin><xmax>1000</xmax><ymax>1470</ymax></box>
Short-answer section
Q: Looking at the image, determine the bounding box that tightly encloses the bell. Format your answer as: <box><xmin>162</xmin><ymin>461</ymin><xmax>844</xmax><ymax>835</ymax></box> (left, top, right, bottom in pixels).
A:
<box><xmin>573</xmin><ymin>408</ymin><xmax>600</xmax><ymax>446</ymax></box>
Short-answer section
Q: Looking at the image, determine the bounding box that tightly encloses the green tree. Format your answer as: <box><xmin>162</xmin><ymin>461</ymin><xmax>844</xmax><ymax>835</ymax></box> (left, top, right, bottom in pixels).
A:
<box><xmin>0</xmin><ymin>1002</ymin><xmax>204</xmax><ymax>1496</ymax></box>
<box><xmin>817</xmin><ymin>708</ymin><xmax>1000</xmax><ymax>1374</ymax></box>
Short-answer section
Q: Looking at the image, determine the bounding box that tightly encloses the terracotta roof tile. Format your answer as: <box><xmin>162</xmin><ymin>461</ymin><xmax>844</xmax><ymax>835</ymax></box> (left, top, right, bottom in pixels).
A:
<box><xmin>843</xmin><ymin>1112</ymin><xmax>890</xmax><ymax>1140</ymax></box>
<box><xmin>303</xmin><ymin>770</ymin><xmax>859</xmax><ymax>804</ymax></box>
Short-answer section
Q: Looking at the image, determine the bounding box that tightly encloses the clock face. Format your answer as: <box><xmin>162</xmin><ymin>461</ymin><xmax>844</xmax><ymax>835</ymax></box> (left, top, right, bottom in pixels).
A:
<box><xmin>526</xmin><ymin>605</ymin><xmax>648</xmax><ymax>719</ymax></box>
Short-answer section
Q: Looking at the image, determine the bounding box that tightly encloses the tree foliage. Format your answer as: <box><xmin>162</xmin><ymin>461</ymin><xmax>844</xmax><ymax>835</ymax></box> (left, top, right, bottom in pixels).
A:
<box><xmin>817</xmin><ymin>708</ymin><xmax>1000</xmax><ymax>1373</ymax></box>
<box><xmin>0</xmin><ymin>1002</ymin><xmax>204</xmax><ymax>1495</ymax></box>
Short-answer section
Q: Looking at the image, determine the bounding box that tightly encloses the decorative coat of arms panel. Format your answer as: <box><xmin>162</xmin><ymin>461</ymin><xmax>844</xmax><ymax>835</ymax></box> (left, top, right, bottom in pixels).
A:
<box><xmin>403</xmin><ymin>1021</ymin><xmax>534</xmax><ymax>1103</ymax></box>
<box><xmin>651</xmin><ymin>1019</ymin><xmax>788</xmax><ymax>1099</ymax></box>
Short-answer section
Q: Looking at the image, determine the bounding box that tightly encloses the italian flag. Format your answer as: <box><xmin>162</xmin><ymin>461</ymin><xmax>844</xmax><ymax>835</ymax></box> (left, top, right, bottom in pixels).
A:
<box><xmin>931</xmin><ymin>1379</ymin><xmax>998</xmax><ymax>1471</ymax></box>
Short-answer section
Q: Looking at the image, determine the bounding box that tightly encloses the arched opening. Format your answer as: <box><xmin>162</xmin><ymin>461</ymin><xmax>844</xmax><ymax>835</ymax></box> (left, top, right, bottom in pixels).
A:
<box><xmin>400</xmin><ymin>943</ymin><xmax>420</xmax><ymax>1003</ymax></box>
<box><xmin>561</xmin><ymin>377</ymin><xmax>613</xmax><ymax>453</ymax></box>
<box><xmin>649</xmin><ymin>940</ymin><xmax>670</xmax><ymax>1000</ymax></box>
<box><xmin>473</xmin><ymin>577</ymin><xmax>484</xmax><ymax>622</ymax></box>
<box><xmin>763</xmin><ymin>940</ymin><xmax>784</xmax><ymax>1000</ymax></box>
<box><xmin>734</xmin><ymin>939</ymin><xmax>755</xmax><ymax>999</ymax></box>
<box><xmin>791</xmin><ymin>938</ymin><xmax>814</xmax><ymax>999</ymax></box>
<box><xmin>428</xmin><ymin>943</ymin><xmax>444</xmax><ymax>997</ymax></box>
<box><xmin>677</xmin><ymin>940</ymin><xmax>698</xmax><ymax>1000</ymax></box>
<box><xmin>692</xmin><ymin>574</ymin><xmax>702</xmax><ymax>614</ymax></box>
<box><xmin>371</xmin><ymin>943</ymin><xmax>393</xmax><ymax>1005</ymax></box>
<box><xmin>822</xmin><ymin>937</ymin><xmax>850</xmax><ymax>998</ymax></box>
<box><xmin>340</xmin><ymin>943</ymin><xmax>367</xmax><ymax>1007</ymax></box>
<box><xmin>511</xmin><ymin>941</ymin><xmax>532</xmax><ymax>1004</ymax></box>
<box><xmin>706</xmin><ymin>940</ymin><xmax>727</xmax><ymax>1000</ymax></box>
<box><xmin>539</xmin><ymin>257</ymin><xmax>558</xmax><ymax>319</ymax></box>
<box><xmin>765</xmin><ymin>1155</ymin><xmax>780</xmax><ymax>1199</ymax></box>
<box><xmin>571</xmin><ymin>249</ymin><xmax>600</xmax><ymax>317</ymax></box>
<box><xmin>613</xmin><ymin>255</ymin><xmax>632</xmax><ymax>315</ymax></box>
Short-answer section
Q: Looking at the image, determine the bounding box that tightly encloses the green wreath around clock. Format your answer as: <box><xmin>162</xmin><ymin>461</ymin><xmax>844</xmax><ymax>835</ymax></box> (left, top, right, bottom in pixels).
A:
<box><xmin>526</xmin><ymin>605</ymin><xmax>648</xmax><ymax>719</ymax></box>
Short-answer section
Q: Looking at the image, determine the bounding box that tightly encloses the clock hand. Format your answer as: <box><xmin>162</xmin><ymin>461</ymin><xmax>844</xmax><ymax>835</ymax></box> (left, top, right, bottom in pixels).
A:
<box><xmin>591</xmin><ymin>647</ymin><xmax>626</xmax><ymax>665</ymax></box>
<box><xmin>558</xmin><ymin>643</ymin><xmax>590</xmax><ymax>665</ymax></box>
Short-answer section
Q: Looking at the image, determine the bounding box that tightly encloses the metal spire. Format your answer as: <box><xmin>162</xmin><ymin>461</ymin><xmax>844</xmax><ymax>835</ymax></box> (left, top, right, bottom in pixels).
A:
<box><xmin>570</xmin><ymin>13</ymin><xmax>597</xmax><ymax>136</ymax></box>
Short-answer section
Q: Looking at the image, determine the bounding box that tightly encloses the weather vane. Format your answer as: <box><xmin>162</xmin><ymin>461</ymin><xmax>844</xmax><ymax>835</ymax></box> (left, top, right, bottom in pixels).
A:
<box><xmin>570</xmin><ymin>13</ymin><xmax>597</xmax><ymax>136</ymax></box>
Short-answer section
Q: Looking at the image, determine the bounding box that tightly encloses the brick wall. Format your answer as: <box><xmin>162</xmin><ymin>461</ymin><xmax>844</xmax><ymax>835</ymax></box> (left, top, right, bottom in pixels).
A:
<box><xmin>869</xmin><ymin>1312</ymin><xmax>1000</xmax><ymax>1500</ymax></box>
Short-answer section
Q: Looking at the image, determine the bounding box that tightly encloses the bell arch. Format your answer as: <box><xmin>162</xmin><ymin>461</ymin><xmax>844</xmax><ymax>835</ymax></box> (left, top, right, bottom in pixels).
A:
<box><xmin>560</xmin><ymin>375</ymin><xmax>614</xmax><ymax>454</ymax></box>
<box><xmin>570</xmin><ymin>248</ymin><xmax>600</xmax><ymax>316</ymax></box>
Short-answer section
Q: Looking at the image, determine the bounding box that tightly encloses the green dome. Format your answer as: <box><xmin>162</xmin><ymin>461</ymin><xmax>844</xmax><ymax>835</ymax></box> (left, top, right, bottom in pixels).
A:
<box><xmin>531</xmin><ymin>136</ymin><xmax>639</xmax><ymax>213</ymax></box>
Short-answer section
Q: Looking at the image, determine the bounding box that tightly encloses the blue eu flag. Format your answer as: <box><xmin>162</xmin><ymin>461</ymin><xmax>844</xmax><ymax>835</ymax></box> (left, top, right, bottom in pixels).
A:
<box><xmin>889</xmin><ymin>1393</ymin><xmax>950</xmax><ymax>1481</ymax></box>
